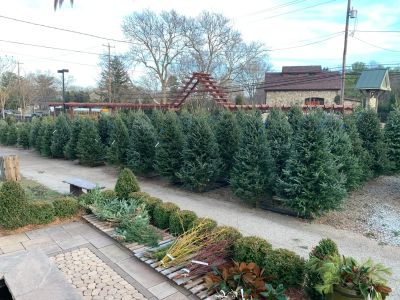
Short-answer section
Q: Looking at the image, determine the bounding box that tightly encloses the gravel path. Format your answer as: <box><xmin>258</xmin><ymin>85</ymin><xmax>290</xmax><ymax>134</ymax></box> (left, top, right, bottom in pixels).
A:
<box><xmin>1</xmin><ymin>146</ymin><xmax>399</xmax><ymax>296</ymax></box>
<box><xmin>51</xmin><ymin>248</ymin><xmax>146</xmax><ymax>300</ymax></box>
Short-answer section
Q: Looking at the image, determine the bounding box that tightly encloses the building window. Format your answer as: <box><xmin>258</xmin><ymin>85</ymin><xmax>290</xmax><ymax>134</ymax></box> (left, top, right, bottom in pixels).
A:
<box><xmin>305</xmin><ymin>97</ymin><xmax>324</xmax><ymax>105</ymax></box>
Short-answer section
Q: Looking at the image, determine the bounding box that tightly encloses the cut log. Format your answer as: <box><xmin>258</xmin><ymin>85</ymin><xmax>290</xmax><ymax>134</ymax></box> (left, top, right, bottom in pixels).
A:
<box><xmin>0</xmin><ymin>155</ymin><xmax>21</xmax><ymax>182</ymax></box>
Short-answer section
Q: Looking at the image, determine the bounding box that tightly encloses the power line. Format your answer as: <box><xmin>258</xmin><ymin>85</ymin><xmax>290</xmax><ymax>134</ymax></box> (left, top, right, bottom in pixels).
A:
<box><xmin>238</xmin><ymin>0</ymin><xmax>310</xmax><ymax>18</ymax></box>
<box><xmin>267</xmin><ymin>32</ymin><xmax>343</xmax><ymax>51</ymax></box>
<box><xmin>352</xmin><ymin>36</ymin><xmax>400</xmax><ymax>53</ymax></box>
<box><xmin>355</xmin><ymin>30</ymin><xmax>400</xmax><ymax>33</ymax></box>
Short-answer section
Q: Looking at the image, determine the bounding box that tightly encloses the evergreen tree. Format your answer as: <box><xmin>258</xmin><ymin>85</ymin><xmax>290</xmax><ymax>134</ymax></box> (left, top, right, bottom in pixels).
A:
<box><xmin>154</xmin><ymin>111</ymin><xmax>184</xmax><ymax>183</ymax></box>
<box><xmin>230</xmin><ymin>111</ymin><xmax>274</xmax><ymax>206</ymax></box>
<box><xmin>126</xmin><ymin>112</ymin><xmax>157</xmax><ymax>174</ymax></box>
<box><xmin>343</xmin><ymin>114</ymin><xmax>372</xmax><ymax>182</ymax></box>
<box><xmin>215</xmin><ymin>110</ymin><xmax>240</xmax><ymax>182</ymax></box>
<box><xmin>51</xmin><ymin>115</ymin><xmax>71</xmax><ymax>158</ymax></box>
<box><xmin>150</xmin><ymin>109</ymin><xmax>165</xmax><ymax>135</ymax></box>
<box><xmin>265</xmin><ymin>109</ymin><xmax>292</xmax><ymax>189</ymax></box>
<box><xmin>178</xmin><ymin>111</ymin><xmax>221</xmax><ymax>192</ymax></box>
<box><xmin>115</xmin><ymin>168</ymin><xmax>140</xmax><ymax>199</ymax></box>
<box><xmin>0</xmin><ymin>120</ymin><xmax>8</xmax><ymax>145</ymax></box>
<box><xmin>6</xmin><ymin>123</ymin><xmax>18</xmax><ymax>146</ymax></box>
<box><xmin>179</xmin><ymin>109</ymin><xmax>192</xmax><ymax>132</ymax></box>
<box><xmin>384</xmin><ymin>108</ymin><xmax>400</xmax><ymax>172</ymax></box>
<box><xmin>98</xmin><ymin>113</ymin><xmax>113</xmax><ymax>146</ymax></box>
<box><xmin>39</xmin><ymin>118</ymin><xmax>55</xmax><ymax>157</ymax></box>
<box><xmin>323</xmin><ymin>113</ymin><xmax>363</xmax><ymax>190</ymax></box>
<box><xmin>29</xmin><ymin>117</ymin><xmax>42</xmax><ymax>150</ymax></box>
<box><xmin>287</xmin><ymin>106</ymin><xmax>303</xmax><ymax>133</ymax></box>
<box><xmin>356</xmin><ymin>109</ymin><xmax>389</xmax><ymax>175</ymax></box>
<box><xmin>17</xmin><ymin>122</ymin><xmax>31</xmax><ymax>149</ymax></box>
<box><xmin>76</xmin><ymin>119</ymin><xmax>105</xmax><ymax>166</ymax></box>
<box><xmin>65</xmin><ymin>117</ymin><xmax>83</xmax><ymax>160</ymax></box>
<box><xmin>107</xmin><ymin>115</ymin><xmax>129</xmax><ymax>165</ymax></box>
<box><xmin>277</xmin><ymin>112</ymin><xmax>347</xmax><ymax>217</ymax></box>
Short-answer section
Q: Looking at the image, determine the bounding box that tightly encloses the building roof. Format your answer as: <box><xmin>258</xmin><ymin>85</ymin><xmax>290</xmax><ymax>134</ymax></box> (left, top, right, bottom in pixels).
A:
<box><xmin>355</xmin><ymin>69</ymin><xmax>391</xmax><ymax>91</ymax></box>
<box><xmin>264</xmin><ymin>66</ymin><xmax>341</xmax><ymax>91</ymax></box>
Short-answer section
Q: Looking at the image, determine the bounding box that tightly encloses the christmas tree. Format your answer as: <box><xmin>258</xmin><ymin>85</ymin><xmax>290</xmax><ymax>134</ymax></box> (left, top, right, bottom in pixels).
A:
<box><xmin>76</xmin><ymin>119</ymin><xmax>105</xmax><ymax>166</ymax></box>
<box><xmin>39</xmin><ymin>118</ymin><xmax>55</xmax><ymax>157</ymax></box>
<box><xmin>126</xmin><ymin>112</ymin><xmax>157</xmax><ymax>174</ymax></box>
<box><xmin>230</xmin><ymin>111</ymin><xmax>274</xmax><ymax>206</ymax></box>
<box><xmin>384</xmin><ymin>108</ymin><xmax>400</xmax><ymax>172</ymax></box>
<box><xmin>287</xmin><ymin>106</ymin><xmax>303</xmax><ymax>133</ymax></box>
<box><xmin>178</xmin><ymin>111</ymin><xmax>221</xmax><ymax>192</ymax></box>
<box><xmin>29</xmin><ymin>117</ymin><xmax>42</xmax><ymax>150</ymax></box>
<box><xmin>215</xmin><ymin>110</ymin><xmax>240</xmax><ymax>182</ymax></box>
<box><xmin>154</xmin><ymin>111</ymin><xmax>184</xmax><ymax>183</ymax></box>
<box><xmin>50</xmin><ymin>115</ymin><xmax>71</xmax><ymax>158</ymax></box>
<box><xmin>17</xmin><ymin>122</ymin><xmax>31</xmax><ymax>149</ymax></box>
<box><xmin>64</xmin><ymin>117</ymin><xmax>83</xmax><ymax>160</ymax></box>
<box><xmin>98</xmin><ymin>113</ymin><xmax>113</xmax><ymax>146</ymax></box>
<box><xmin>150</xmin><ymin>109</ymin><xmax>165</xmax><ymax>135</ymax></box>
<box><xmin>0</xmin><ymin>120</ymin><xmax>8</xmax><ymax>145</ymax></box>
<box><xmin>265</xmin><ymin>109</ymin><xmax>292</xmax><ymax>190</ymax></box>
<box><xmin>6</xmin><ymin>123</ymin><xmax>18</xmax><ymax>146</ymax></box>
<box><xmin>356</xmin><ymin>109</ymin><xmax>389</xmax><ymax>175</ymax></box>
<box><xmin>277</xmin><ymin>112</ymin><xmax>346</xmax><ymax>217</ymax></box>
<box><xmin>107</xmin><ymin>115</ymin><xmax>129</xmax><ymax>165</ymax></box>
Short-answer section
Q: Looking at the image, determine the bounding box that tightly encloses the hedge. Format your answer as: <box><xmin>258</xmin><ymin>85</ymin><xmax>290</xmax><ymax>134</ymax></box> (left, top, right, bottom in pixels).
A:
<box><xmin>153</xmin><ymin>202</ymin><xmax>180</xmax><ymax>229</ymax></box>
<box><xmin>169</xmin><ymin>210</ymin><xmax>198</xmax><ymax>236</ymax></box>
<box><xmin>53</xmin><ymin>197</ymin><xmax>80</xmax><ymax>218</ymax></box>
<box><xmin>27</xmin><ymin>201</ymin><xmax>55</xmax><ymax>224</ymax></box>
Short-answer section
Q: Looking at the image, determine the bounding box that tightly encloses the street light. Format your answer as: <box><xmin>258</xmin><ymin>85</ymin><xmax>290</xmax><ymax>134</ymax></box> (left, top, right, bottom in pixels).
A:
<box><xmin>57</xmin><ymin>69</ymin><xmax>69</xmax><ymax>113</ymax></box>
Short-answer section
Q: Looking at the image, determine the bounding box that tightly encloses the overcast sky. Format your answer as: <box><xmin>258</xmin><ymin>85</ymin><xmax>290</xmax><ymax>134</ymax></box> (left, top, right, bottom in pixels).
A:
<box><xmin>1</xmin><ymin>0</ymin><xmax>399</xmax><ymax>87</ymax></box>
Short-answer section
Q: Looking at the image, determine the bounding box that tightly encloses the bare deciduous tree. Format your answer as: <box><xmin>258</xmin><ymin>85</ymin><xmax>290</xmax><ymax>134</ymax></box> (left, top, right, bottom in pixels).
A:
<box><xmin>122</xmin><ymin>10</ymin><xmax>188</xmax><ymax>103</ymax></box>
<box><xmin>0</xmin><ymin>56</ymin><xmax>16</xmax><ymax>118</ymax></box>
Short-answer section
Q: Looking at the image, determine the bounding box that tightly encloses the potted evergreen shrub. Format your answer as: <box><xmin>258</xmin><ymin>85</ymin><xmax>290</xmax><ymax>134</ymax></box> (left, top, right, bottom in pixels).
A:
<box><xmin>314</xmin><ymin>255</ymin><xmax>392</xmax><ymax>300</ymax></box>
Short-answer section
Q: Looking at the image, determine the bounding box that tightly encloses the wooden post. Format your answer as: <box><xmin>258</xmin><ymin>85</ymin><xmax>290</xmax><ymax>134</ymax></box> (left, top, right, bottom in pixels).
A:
<box><xmin>0</xmin><ymin>155</ymin><xmax>21</xmax><ymax>182</ymax></box>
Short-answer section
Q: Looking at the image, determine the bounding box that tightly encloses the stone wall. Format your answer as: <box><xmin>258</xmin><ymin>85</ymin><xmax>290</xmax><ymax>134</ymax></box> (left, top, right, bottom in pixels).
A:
<box><xmin>265</xmin><ymin>90</ymin><xmax>339</xmax><ymax>105</ymax></box>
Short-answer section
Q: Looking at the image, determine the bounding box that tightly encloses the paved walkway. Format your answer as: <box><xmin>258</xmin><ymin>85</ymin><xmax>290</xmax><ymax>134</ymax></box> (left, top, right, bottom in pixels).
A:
<box><xmin>1</xmin><ymin>146</ymin><xmax>399</xmax><ymax>296</ymax></box>
<box><xmin>0</xmin><ymin>221</ymin><xmax>193</xmax><ymax>300</ymax></box>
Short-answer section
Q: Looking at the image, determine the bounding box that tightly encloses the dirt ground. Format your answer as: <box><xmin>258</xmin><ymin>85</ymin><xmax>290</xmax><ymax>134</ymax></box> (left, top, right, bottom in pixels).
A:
<box><xmin>316</xmin><ymin>176</ymin><xmax>400</xmax><ymax>247</ymax></box>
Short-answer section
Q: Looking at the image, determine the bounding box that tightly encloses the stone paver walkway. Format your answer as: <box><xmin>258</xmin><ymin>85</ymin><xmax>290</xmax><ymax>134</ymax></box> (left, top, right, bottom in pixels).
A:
<box><xmin>0</xmin><ymin>221</ymin><xmax>193</xmax><ymax>300</ymax></box>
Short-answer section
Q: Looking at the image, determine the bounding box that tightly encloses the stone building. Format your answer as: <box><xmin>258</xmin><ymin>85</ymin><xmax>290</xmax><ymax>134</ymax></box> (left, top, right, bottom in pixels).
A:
<box><xmin>262</xmin><ymin>66</ymin><xmax>341</xmax><ymax>106</ymax></box>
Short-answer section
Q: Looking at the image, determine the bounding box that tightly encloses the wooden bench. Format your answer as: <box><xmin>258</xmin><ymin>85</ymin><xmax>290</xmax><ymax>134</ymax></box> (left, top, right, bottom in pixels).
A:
<box><xmin>63</xmin><ymin>178</ymin><xmax>105</xmax><ymax>196</ymax></box>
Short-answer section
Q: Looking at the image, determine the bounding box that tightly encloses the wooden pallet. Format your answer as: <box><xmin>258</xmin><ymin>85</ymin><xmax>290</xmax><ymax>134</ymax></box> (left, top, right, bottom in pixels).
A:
<box><xmin>82</xmin><ymin>214</ymin><xmax>220</xmax><ymax>300</ymax></box>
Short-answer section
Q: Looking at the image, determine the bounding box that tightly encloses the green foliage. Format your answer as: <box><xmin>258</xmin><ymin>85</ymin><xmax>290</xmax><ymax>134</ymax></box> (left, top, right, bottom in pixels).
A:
<box><xmin>128</xmin><ymin>191</ymin><xmax>150</xmax><ymax>202</ymax></box>
<box><xmin>52</xmin><ymin>197</ymin><xmax>80</xmax><ymax>218</ymax></box>
<box><xmin>384</xmin><ymin>108</ymin><xmax>400</xmax><ymax>172</ymax></box>
<box><xmin>115</xmin><ymin>168</ymin><xmax>140</xmax><ymax>199</ymax></box>
<box><xmin>230</xmin><ymin>112</ymin><xmax>274</xmax><ymax>206</ymax></box>
<box><xmin>6</xmin><ymin>123</ymin><xmax>18</xmax><ymax>146</ymax></box>
<box><xmin>98</xmin><ymin>114</ymin><xmax>114</xmax><ymax>146</ymax></box>
<box><xmin>263</xmin><ymin>248</ymin><xmax>305</xmax><ymax>287</ymax></box>
<box><xmin>169</xmin><ymin>210</ymin><xmax>198</xmax><ymax>236</ymax></box>
<box><xmin>215</xmin><ymin>110</ymin><xmax>240</xmax><ymax>182</ymax></box>
<box><xmin>101</xmin><ymin>189</ymin><xmax>118</xmax><ymax>200</ymax></box>
<box><xmin>17</xmin><ymin>122</ymin><xmax>31</xmax><ymax>149</ymax></box>
<box><xmin>216</xmin><ymin>226</ymin><xmax>243</xmax><ymax>243</ymax></box>
<box><xmin>287</xmin><ymin>106</ymin><xmax>303</xmax><ymax>133</ymax></box>
<box><xmin>265</xmin><ymin>109</ymin><xmax>293</xmax><ymax>189</ymax></box>
<box><xmin>64</xmin><ymin>117</ymin><xmax>83</xmax><ymax>160</ymax></box>
<box><xmin>154</xmin><ymin>111</ymin><xmax>184</xmax><ymax>183</ymax></box>
<box><xmin>233</xmin><ymin>236</ymin><xmax>272</xmax><ymax>266</ymax></box>
<box><xmin>193</xmin><ymin>217</ymin><xmax>218</xmax><ymax>232</ymax></box>
<box><xmin>0</xmin><ymin>120</ymin><xmax>8</xmax><ymax>145</ymax></box>
<box><xmin>76</xmin><ymin>119</ymin><xmax>105</xmax><ymax>166</ymax></box>
<box><xmin>277</xmin><ymin>112</ymin><xmax>347</xmax><ymax>217</ymax></box>
<box><xmin>116</xmin><ymin>212</ymin><xmax>161</xmax><ymax>246</ymax></box>
<box><xmin>90</xmin><ymin>198</ymin><xmax>142</xmax><ymax>223</ymax></box>
<box><xmin>153</xmin><ymin>202</ymin><xmax>180</xmax><ymax>229</ymax></box>
<box><xmin>39</xmin><ymin>118</ymin><xmax>55</xmax><ymax>156</ymax></box>
<box><xmin>178</xmin><ymin>111</ymin><xmax>221</xmax><ymax>192</ymax></box>
<box><xmin>142</xmin><ymin>196</ymin><xmax>162</xmax><ymax>224</ymax></box>
<box><xmin>0</xmin><ymin>181</ymin><xmax>28</xmax><ymax>229</ymax></box>
<box><xmin>150</xmin><ymin>109</ymin><xmax>165</xmax><ymax>135</ymax></box>
<box><xmin>50</xmin><ymin>114</ymin><xmax>71</xmax><ymax>158</ymax></box>
<box><xmin>126</xmin><ymin>112</ymin><xmax>157</xmax><ymax>174</ymax></box>
<box><xmin>29</xmin><ymin>117</ymin><xmax>42</xmax><ymax>151</ymax></box>
<box><xmin>323</xmin><ymin>114</ymin><xmax>363</xmax><ymax>190</ymax></box>
<box><xmin>356</xmin><ymin>109</ymin><xmax>389</xmax><ymax>175</ymax></box>
<box><xmin>107</xmin><ymin>115</ymin><xmax>129</xmax><ymax>165</ymax></box>
<box><xmin>305</xmin><ymin>239</ymin><xmax>340</xmax><ymax>300</ymax></box>
<box><xmin>27</xmin><ymin>201</ymin><xmax>55</xmax><ymax>225</ymax></box>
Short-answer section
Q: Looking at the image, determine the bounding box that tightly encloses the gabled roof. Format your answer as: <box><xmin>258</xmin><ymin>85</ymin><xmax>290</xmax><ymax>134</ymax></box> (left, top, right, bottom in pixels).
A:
<box><xmin>356</xmin><ymin>69</ymin><xmax>391</xmax><ymax>91</ymax></box>
<box><xmin>264</xmin><ymin>66</ymin><xmax>341</xmax><ymax>91</ymax></box>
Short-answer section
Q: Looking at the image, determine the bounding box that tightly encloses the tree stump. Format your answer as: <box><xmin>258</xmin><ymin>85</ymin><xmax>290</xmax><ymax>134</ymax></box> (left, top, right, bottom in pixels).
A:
<box><xmin>0</xmin><ymin>155</ymin><xmax>21</xmax><ymax>182</ymax></box>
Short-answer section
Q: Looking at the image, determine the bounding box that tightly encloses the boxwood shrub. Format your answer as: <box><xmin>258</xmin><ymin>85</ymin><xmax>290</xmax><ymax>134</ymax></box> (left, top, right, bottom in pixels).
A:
<box><xmin>233</xmin><ymin>236</ymin><xmax>272</xmax><ymax>266</ymax></box>
<box><xmin>53</xmin><ymin>197</ymin><xmax>80</xmax><ymax>218</ymax></box>
<box><xmin>101</xmin><ymin>189</ymin><xmax>118</xmax><ymax>200</ymax></box>
<box><xmin>169</xmin><ymin>210</ymin><xmax>198</xmax><ymax>236</ymax></box>
<box><xmin>153</xmin><ymin>202</ymin><xmax>179</xmax><ymax>229</ymax></box>
<box><xmin>0</xmin><ymin>181</ymin><xmax>28</xmax><ymax>229</ymax></box>
<box><xmin>128</xmin><ymin>191</ymin><xmax>150</xmax><ymax>202</ymax></box>
<box><xmin>115</xmin><ymin>168</ymin><xmax>140</xmax><ymax>199</ymax></box>
<box><xmin>193</xmin><ymin>217</ymin><xmax>218</xmax><ymax>233</ymax></box>
<box><xmin>263</xmin><ymin>248</ymin><xmax>305</xmax><ymax>287</ymax></box>
<box><xmin>28</xmin><ymin>201</ymin><xmax>55</xmax><ymax>225</ymax></box>
<box><xmin>142</xmin><ymin>197</ymin><xmax>163</xmax><ymax>224</ymax></box>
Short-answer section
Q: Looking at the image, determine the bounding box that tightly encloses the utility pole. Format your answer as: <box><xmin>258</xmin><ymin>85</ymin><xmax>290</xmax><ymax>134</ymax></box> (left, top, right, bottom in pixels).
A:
<box><xmin>57</xmin><ymin>69</ymin><xmax>69</xmax><ymax>113</ymax></box>
<box><xmin>103</xmin><ymin>43</ymin><xmax>115</xmax><ymax>103</ymax></box>
<box><xmin>17</xmin><ymin>61</ymin><xmax>24</xmax><ymax>119</ymax></box>
<box><xmin>340</xmin><ymin>0</ymin><xmax>352</xmax><ymax>105</ymax></box>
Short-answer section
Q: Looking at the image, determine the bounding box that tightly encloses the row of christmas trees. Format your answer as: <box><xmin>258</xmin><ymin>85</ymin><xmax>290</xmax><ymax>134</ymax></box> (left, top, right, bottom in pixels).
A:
<box><xmin>1</xmin><ymin>107</ymin><xmax>400</xmax><ymax>217</ymax></box>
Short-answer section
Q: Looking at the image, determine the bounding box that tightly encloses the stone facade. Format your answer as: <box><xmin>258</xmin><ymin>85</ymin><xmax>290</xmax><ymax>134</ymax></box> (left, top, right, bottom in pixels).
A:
<box><xmin>265</xmin><ymin>90</ymin><xmax>339</xmax><ymax>106</ymax></box>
